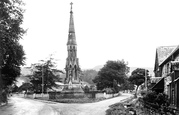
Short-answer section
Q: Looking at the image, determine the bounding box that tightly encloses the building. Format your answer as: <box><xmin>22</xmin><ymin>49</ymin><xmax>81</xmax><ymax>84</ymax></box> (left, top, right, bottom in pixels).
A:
<box><xmin>153</xmin><ymin>45</ymin><xmax>179</xmax><ymax>109</ymax></box>
<box><xmin>64</xmin><ymin>3</ymin><xmax>82</xmax><ymax>90</ymax></box>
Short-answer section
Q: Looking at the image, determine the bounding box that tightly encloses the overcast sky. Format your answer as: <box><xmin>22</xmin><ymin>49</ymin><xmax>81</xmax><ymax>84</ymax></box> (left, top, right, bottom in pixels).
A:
<box><xmin>20</xmin><ymin>0</ymin><xmax>179</xmax><ymax>70</ymax></box>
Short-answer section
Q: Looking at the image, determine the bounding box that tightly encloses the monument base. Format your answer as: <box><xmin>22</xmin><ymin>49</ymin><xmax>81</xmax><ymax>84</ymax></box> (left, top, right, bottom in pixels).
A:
<box><xmin>62</xmin><ymin>83</ymin><xmax>84</xmax><ymax>93</ymax></box>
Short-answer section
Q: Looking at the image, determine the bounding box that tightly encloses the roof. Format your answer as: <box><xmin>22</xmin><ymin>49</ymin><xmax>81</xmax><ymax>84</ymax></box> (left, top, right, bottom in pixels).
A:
<box><xmin>151</xmin><ymin>77</ymin><xmax>164</xmax><ymax>92</ymax></box>
<box><xmin>150</xmin><ymin>77</ymin><xmax>163</xmax><ymax>83</ymax></box>
<box><xmin>156</xmin><ymin>45</ymin><xmax>177</xmax><ymax>65</ymax></box>
<box><xmin>159</xmin><ymin>45</ymin><xmax>179</xmax><ymax>66</ymax></box>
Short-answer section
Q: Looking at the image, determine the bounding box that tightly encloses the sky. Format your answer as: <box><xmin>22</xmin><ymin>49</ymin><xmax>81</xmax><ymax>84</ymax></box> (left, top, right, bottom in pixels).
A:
<box><xmin>20</xmin><ymin>0</ymin><xmax>179</xmax><ymax>71</ymax></box>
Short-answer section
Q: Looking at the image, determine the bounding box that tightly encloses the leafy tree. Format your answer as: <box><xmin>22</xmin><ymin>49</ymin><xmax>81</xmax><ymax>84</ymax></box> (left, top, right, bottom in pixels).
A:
<box><xmin>81</xmin><ymin>69</ymin><xmax>98</xmax><ymax>84</ymax></box>
<box><xmin>120</xmin><ymin>77</ymin><xmax>135</xmax><ymax>91</ymax></box>
<box><xmin>129</xmin><ymin>68</ymin><xmax>149</xmax><ymax>97</ymax></box>
<box><xmin>18</xmin><ymin>83</ymin><xmax>33</xmax><ymax>93</ymax></box>
<box><xmin>29</xmin><ymin>58</ymin><xmax>64</xmax><ymax>93</ymax></box>
<box><xmin>0</xmin><ymin>0</ymin><xmax>25</xmax><ymax>103</ymax></box>
<box><xmin>11</xmin><ymin>84</ymin><xmax>19</xmax><ymax>93</ymax></box>
<box><xmin>93</xmin><ymin>60</ymin><xmax>129</xmax><ymax>91</ymax></box>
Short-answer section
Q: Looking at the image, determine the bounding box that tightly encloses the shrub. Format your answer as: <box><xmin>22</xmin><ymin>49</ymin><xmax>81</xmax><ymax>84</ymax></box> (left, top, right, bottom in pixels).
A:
<box><xmin>142</xmin><ymin>90</ymin><xmax>157</xmax><ymax>103</ymax></box>
<box><xmin>103</xmin><ymin>88</ymin><xmax>115</xmax><ymax>94</ymax></box>
<box><xmin>106</xmin><ymin>97</ymin><xmax>136</xmax><ymax>115</ymax></box>
<box><xmin>82</xmin><ymin>85</ymin><xmax>90</xmax><ymax>93</ymax></box>
<box><xmin>142</xmin><ymin>90</ymin><xmax>170</xmax><ymax>107</ymax></box>
<box><xmin>140</xmin><ymin>90</ymin><xmax>147</xmax><ymax>96</ymax></box>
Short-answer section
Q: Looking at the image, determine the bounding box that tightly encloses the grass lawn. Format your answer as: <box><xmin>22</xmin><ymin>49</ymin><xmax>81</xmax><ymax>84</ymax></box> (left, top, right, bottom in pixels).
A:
<box><xmin>49</xmin><ymin>97</ymin><xmax>106</xmax><ymax>103</ymax></box>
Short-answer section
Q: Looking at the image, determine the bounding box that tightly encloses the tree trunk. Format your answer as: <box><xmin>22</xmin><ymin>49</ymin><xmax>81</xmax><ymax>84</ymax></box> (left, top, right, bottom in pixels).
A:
<box><xmin>135</xmin><ymin>85</ymin><xmax>139</xmax><ymax>98</ymax></box>
<box><xmin>0</xmin><ymin>38</ymin><xmax>3</xmax><ymax>104</ymax></box>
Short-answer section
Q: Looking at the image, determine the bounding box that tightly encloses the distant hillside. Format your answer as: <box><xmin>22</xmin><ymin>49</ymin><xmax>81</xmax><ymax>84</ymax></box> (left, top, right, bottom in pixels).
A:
<box><xmin>92</xmin><ymin>65</ymin><xmax>104</xmax><ymax>71</ymax></box>
<box><xmin>92</xmin><ymin>65</ymin><xmax>154</xmax><ymax>76</ymax></box>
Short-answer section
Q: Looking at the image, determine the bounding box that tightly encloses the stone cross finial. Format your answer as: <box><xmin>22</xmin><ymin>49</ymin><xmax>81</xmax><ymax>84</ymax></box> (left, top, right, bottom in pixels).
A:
<box><xmin>70</xmin><ymin>2</ymin><xmax>73</xmax><ymax>11</ymax></box>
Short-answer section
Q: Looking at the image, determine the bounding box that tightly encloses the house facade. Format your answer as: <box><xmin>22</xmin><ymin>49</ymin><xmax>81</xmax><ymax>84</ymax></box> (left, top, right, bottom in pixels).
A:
<box><xmin>154</xmin><ymin>45</ymin><xmax>179</xmax><ymax>109</ymax></box>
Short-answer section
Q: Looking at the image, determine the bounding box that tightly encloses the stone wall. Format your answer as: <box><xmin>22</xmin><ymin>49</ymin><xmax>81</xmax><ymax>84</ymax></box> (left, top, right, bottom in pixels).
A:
<box><xmin>16</xmin><ymin>92</ymin><xmax>119</xmax><ymax>100</ymax></box>
<box><xmin>48</xmin><ymin>92</ymin><xmax>119</xmax><ymax>99</ymax></box>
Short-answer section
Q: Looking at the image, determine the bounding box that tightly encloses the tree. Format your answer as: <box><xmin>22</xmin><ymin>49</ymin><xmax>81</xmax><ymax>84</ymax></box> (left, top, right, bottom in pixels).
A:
<box><xmin>129</xmin><ymin>68</ymin><xmax>149</xmax><ymax>97</ymax></box>
<box><xmin>29</xmin><ymin>58</ymin><xmax>64</xmax><ymax>93</ymax></box>
<box><xmin>18</xmin><ymin>83</ymin><xmax>33</xmax><ymax>93</ymax></box>
<box><xmin>11</xmin><ymin>84</ymin><xmax>19</xmax><ymax>93</ymax></box>
<box><xmin>0</xmin><ymin>0</ymin><xmax>25</xmax><ymax>103</ymax></box>
<box><xmin>93</xmin><ymin>60</ymin><xmax>129</xmax><ymax>91</ymax></box>
<box><xmin>120</xmin><ymin>77</ymin><xmax>135</xmax><ymax>91</ymax></box>
<box><xmin>81</xmin><ymin>69</ymin><xmax>98</xmax><ymax>84</ymax></box>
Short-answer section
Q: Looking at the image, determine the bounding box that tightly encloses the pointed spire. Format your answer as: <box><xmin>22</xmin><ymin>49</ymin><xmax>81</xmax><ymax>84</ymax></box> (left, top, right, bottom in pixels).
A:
<box><xmin>67</xmin><ymin>2</ymin><xmax>76</xmax><ymax>45</ymax></box>
<box><xmin>69</xmin><ymin>2</ymin><xmax>75</xmax><ymax>33</ymax></box>
<box><xmin>70</xmin><ymin>2</ymin><xmax>73</xmax><ymax>13</ymax></box>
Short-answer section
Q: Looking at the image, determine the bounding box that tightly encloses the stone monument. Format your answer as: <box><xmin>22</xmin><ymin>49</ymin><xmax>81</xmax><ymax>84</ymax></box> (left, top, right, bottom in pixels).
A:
<box><xmin>63</xmin><ymin>2</ymin><xmax>83</xmax><ymax>93</ymax></box>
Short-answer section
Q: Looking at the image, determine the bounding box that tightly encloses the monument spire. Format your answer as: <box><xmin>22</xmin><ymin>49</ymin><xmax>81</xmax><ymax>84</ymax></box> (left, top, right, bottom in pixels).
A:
<box><xmin>70</xmin><ymin>2</ymin><xmax>73</xmax><ymax>12</ymax></box>
<box><xmin>67</xmin><ymin>2</ymin><xmax>76</xmax><ymax>45</ymax></box>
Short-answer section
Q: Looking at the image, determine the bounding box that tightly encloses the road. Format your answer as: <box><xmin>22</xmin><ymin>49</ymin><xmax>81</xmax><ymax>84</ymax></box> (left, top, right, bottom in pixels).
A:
<box><xmin>0</xmin><ymin>93</ymin><xmax>132</xmax><ymax>115</ymax></box>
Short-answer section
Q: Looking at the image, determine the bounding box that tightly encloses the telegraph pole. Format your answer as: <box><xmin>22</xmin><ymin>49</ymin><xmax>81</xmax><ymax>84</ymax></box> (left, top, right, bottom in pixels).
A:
<box><xmin>145</xmin><ymin>69</ymin><xmax>148</xmax><ymax>90</ymax></box>
<box><xmin>42</xmin><ymin>66</ymin><xmax>44</xmax><ymax>96</ymax></box>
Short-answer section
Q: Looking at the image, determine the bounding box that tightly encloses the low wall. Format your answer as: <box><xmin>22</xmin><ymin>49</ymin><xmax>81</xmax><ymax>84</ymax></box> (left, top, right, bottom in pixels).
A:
<box><xmin>15</xmin><ymin>92</ymin><xmax>119</xmax><ymax>100</ymax></box>
<box><xmin>95</xmin><ymin>93</ymin><xmax>119</xmax><ymax>99</ymax></box>
<box><xmin>49</xmin><ymin>92</ymin><xmax>86</xmax><ymax>99</ymax></box>
<box><xmin>33</xmin><ymin>94</ymin><xmax>49</xmax><ymax>100</ymax></box>
<box><xmin>14</xmin><ymin>93</ymin><xmax>50</xmax><ymax>100</ymax></box>
<box><xmin>48</xmin><ymin>92</ymin><xmax>119</xmax><ymax>99</ymax></box>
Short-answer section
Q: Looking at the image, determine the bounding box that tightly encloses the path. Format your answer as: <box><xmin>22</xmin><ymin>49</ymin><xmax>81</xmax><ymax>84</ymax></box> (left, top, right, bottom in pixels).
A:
<box><xmin>0</xmin><ymin>93</ymin><xmax>132</xmax><ymax>115</ymax></box>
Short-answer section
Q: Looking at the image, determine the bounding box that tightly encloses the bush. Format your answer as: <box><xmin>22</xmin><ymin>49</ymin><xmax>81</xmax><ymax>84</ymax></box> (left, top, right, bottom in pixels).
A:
<box><xmin>142</xmin><ymin>90</ymin><xmax>170</xmax><ymax>107</ymax></box>
<box><xmin>140</xmin><ymin>90</ymin><xmax>147</xmax><ymax>96</ymax></box>
<box><xmin>106</xmin><ymin>97</ymin><xmax>136</xmax><ymax>115</ymax></box>
<box><xmin>103</xmin><ymin>88</ymin><xmax>116</xmax><ymax>94</ymax></box>
<box><xmin>140</xmin><ymin>90</ymin><xmax>174</xmax><ymax>114</ymax></box>
<box><xmin>82</xmin><ymin>85</ymin><xmax>90</xmax><ymax>93</ymax></box>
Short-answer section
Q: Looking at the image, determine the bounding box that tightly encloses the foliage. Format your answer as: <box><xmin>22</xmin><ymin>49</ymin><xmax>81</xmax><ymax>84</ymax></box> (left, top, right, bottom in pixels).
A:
<box><xmin>139</xmin><ymin>90</ymin><xmax>178</xmax><ymax>114</ymax></box>
<box><xmin>82</xmin><ymin>85</ymin><xmax>90</xmax><ymax>93</ymax></box>
<box><xmin>11</xmin><ymin>84</ymin><xmax>19</xmax><ymax>93</ymax></box>
<box><xmin>106</xmin><ymin>97</ymin><xmax>136</xmax><ymax>115</ymax></box>
<box><xmin>93</xmin><ymin>60</ymin><xmax>129</xmax><ymax>91</ymax></box>
<box><xmin>103</xmin><ymin>88</ymin><xmax>116</xmax><ymax>94</ymax></box>
<box><xmin>129</xmin><ymin>68</ymin><xmax>149</xmax><ymax>96</ymax></box>
<box><xmin>120</xmin><ymin>77</ymin><xmax>135</xmax><ymax>91</ymax></box>
<box><xmin>140</xmin><ymin>90</ymin><xmax>147</xmax><ymax>96</ymax></box>
<box><xmin>18</xmin><ymin>82</ymin><xmax>33</xmax><ymax>93</ymax></box>
<box><xmin>142</xmin><ymin>90</ymin><xmax>170</xmax><ymax>107</ymax></box>
<box><xmin>81</xmin><ymin>69</ymin><xmax>98</xmax><ymax>84</ymax></box>
<box><xmin>28</xmin><ymin>58</ymin><xmax>64</xmax><ymax>93</ymax></box>
<box><xmin>0</xmin><ymin>0</ymin><xmax>25</xmax><ymax>103</ymax></box>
